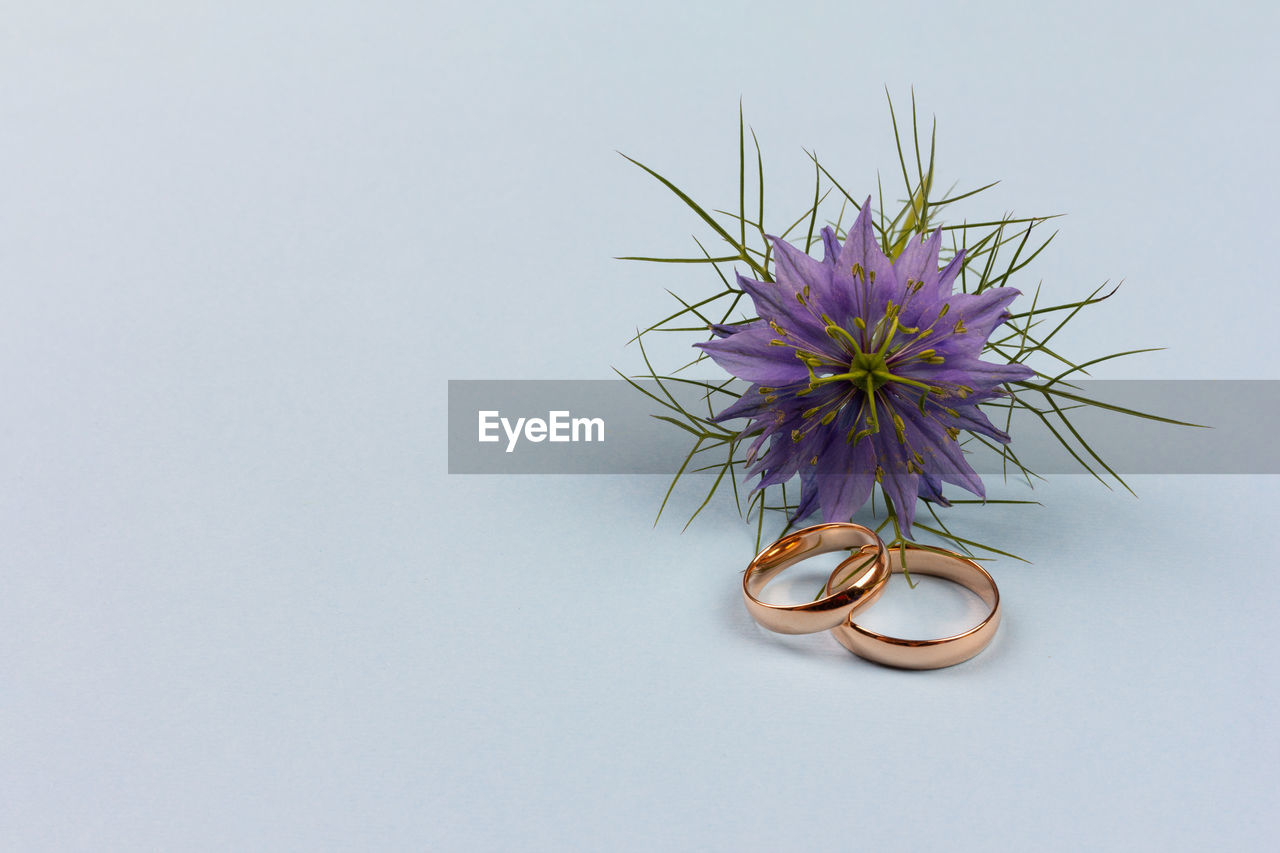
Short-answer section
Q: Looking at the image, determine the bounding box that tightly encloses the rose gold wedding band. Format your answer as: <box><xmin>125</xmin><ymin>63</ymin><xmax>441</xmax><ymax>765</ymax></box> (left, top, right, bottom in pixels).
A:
<box><xmin>826</xmin><ymin>545</ymin><xmax>1001</xmax><ymax>669</ymax></box>
<box><xmin>743</xmin><ymin>523</ymin><xmax>891</xmax><ymax>634</ymax></box>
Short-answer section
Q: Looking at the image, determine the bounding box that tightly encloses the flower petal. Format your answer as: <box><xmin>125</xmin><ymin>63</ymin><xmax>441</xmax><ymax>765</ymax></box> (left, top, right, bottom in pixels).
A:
<box><xmin>904</xmin><ymin>413</ymin><xmax>986</xmax><ymax>498</ymax></box>
<box><xmin>917</xmin><ymin>472</ymin><xmax>952</xmax><ymax>506</ymax></box>
<box><xmin>867</xmin><ymin>426</ymin><xmax>920</xmax><ymax>536</ymax></box>
<box><xmin>925</xmin><ymin>355</ymin><xmax>1036</xmax><ymax>387</ymax></box>
<box><xmin>771</xmin><ymin>236</ymin><xmax>860</xmax><ymax>328</ymax></box>
<box><xmin>708</xmin><ymin>322</ymin><xmax>741</xmax><ymax>338</ymax></box>
<box><xmin>894</xmin><ymin>228</ymin><xmax>942</xmax><ymax>289</ymax></box>
<box><xmin>735</xmin><ymin>273</ymin><xmax>832</xmax><ymax>347</ymax></box>
<box><xmin>944</xmin><ymin>286</ymin><xmax>1023</xmax><ymax>348</ymax></box>
<box><xmin>820</xmin><ymin>226</ymin><xmax>840</xmax><ymax>265</ymax></box>
<box><xmin>815</xmin><ymin>457</ymin><xmax>876</xmax><ymax>524</ymax></box>
<box><xmin>709</xmin><ymin>384</ymin><xmax>774</xmax><ymax>422</ymax></box>
<box><xmin>880</xmin><ymin>472</ymin><xmax>920</xmax><ymax>536</ymax></box>
<box><xmin>791</xmin><ymin>406</ymin><xmax>877</xmax><ymax>523</ymax></box>
<box><xmin>790</xmin><ymin>474</ymin><xmax>821</xmax><ymax>524</ymax></box>
<box><xmin>751</xmin><ymin>436</ymin><xmax>807</xmax><ymax>490</ymax></box>
<box><xmin>694</xmin><ymin>324</ymin><xmax>810</xmax><ymax>386</ymax></box>
<box><xmin>929</xmin><ymin>250</ymin><xmax>965</xmax><ymax>302</ymax></box>
<box><xmin>948</xmin><ymin>403</ymin><xmax>1013</xmax><ymax>444</ymax></box>
<box><xmin>771</xmin><ymin>236</ymin><xmax>830</xmax><ymax>293</ymax></box>
<box><xmin>837</xmin><ymin>200</ymin><xmax>897</xmax><ymax>316</ymax></box>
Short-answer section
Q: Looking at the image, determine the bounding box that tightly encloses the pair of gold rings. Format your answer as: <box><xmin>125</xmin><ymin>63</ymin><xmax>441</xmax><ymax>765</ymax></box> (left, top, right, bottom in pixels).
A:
<box><xmin>743</xmin><ymin>522</ymin><xmax>1001</xmax><ymax>669</ymax></box>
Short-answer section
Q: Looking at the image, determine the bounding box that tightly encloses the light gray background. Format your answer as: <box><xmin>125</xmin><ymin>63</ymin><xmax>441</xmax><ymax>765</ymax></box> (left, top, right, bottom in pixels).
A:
<box><xmin>1</xmin><ymin>2</ymin><xmax>1277</xmax><ymax>851</ymax></box>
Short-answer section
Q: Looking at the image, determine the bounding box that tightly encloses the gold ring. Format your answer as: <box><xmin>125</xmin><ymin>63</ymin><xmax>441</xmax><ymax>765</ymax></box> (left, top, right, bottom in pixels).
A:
<box><xmin>826</xmin><ymin>545</ymin><xmax>1001</xmax><ymax>669</ymax></box>
<box><xmin>743</xmin><ymin>523</ymin><xmax>891</xmax><ymax>634</ymax></box>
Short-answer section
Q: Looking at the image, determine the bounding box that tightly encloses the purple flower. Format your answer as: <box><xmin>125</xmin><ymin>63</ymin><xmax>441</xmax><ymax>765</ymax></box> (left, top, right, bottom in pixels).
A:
<box><xmin>696</xmin><ymin>200</ymin><xmax>1035</xmax><ymax>535</ymax></box>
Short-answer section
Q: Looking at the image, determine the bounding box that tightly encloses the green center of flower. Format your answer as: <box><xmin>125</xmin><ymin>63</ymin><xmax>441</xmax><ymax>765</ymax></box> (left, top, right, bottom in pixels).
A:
<box><xmin>783</xmin><ymin>302</ymin><xmax>981</xmax><ymax>451</ymax></box>
<box><xmin>845</xmin><ymin>351</ymin><xmax>891</xmax><ymax>391</ymax></box>
<box><xmin>808</xmin><ymin>321</ymin><xmax>923</xmax><ymax>394</ymax></box>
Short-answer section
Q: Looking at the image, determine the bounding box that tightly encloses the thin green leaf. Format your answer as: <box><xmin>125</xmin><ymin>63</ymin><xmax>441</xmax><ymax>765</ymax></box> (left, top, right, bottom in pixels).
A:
<box><xmin>1018</xmin><ymin>382</ymin><xmax>1209</xmax><ymax>428</ymax></box>
<box><xmin>619</xmin><ymin>151</ymin><xmax>768</xmax><ymax>279</ymax></box>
